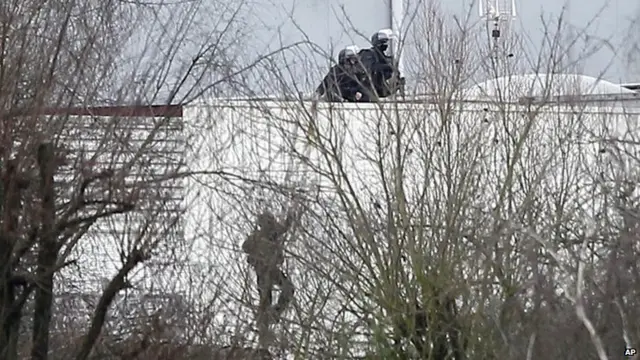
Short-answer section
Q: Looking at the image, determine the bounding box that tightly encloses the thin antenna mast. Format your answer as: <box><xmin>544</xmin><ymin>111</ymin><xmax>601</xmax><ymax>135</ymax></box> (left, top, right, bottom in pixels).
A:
<box><xmin>479</xmin><ymin>0</ymin><xmax>517</xmax><ymax>58</ymax></box>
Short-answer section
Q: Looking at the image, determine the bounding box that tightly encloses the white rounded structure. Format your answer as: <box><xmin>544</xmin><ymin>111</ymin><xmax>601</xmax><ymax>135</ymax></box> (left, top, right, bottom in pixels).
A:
<box><xmin>464</xmin><ymin>73</ymin><xmax>635</xmax><ymax>101</ymax></box>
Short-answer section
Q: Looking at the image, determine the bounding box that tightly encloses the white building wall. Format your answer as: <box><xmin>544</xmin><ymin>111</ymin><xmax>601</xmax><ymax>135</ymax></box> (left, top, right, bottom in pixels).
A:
<box><xmin>184</xmin><ymin>99</ymin><xmax>637</xmax><ymax>210</ymax></box>
<box><xmin>182</xmin><ymin>99</ymin><xmax>640</xmax><ymax>306</ymax></box>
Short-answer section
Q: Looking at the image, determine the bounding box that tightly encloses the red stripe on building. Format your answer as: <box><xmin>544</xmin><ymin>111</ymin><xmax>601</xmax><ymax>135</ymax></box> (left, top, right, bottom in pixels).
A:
<box><xmin>37</xmin><ymin>104</ymin><xmax>183</xmax><ymax>117</ymax></box>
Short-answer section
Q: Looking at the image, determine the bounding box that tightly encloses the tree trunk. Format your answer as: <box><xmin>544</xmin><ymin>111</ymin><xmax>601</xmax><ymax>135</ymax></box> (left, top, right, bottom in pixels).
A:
<box><xmin>74</xmin><ymin>249</ymin><xmax>146</xmax><ymax>360</ymax></box>
<box><xmin>0</xmin><ymin>159</ymin><xmax>24</xmax><ymax>360</ymax></box>
<box><xmin>0</xmin><ymin>251</ymin><xmax>19</xmax><ymax>360</ymax></box>
<box><xmin>31</xmin><ymin>143</ymin><xmax>58</xmax><ymax>360</ymax></box>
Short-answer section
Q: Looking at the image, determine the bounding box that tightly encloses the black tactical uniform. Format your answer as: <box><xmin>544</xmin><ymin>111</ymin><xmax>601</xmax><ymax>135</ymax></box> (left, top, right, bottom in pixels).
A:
<box><xmin>359</xmin><ymin>29</ymin><xmax>405</xmax><ymax>99</ymax></box>
<box><xmin>316</xmin><ymin>47</ymin><xmax>370</xmax><ymax>102</ymax></box>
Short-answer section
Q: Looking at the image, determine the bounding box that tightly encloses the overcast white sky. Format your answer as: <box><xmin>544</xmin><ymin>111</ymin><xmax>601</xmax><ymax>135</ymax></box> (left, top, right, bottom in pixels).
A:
<box><xmin>493</xmin><ymin>0</ymin><xmax>638</xmax><ymax>81</ymax></box>
<box><xmin>239</xmin><ymin>0</ymin><xmax>640</xmax><ymax>89</ymax></box>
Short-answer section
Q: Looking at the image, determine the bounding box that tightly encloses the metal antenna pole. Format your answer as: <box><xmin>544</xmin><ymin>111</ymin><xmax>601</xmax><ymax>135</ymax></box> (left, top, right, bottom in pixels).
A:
<box><xmin>479</xmin><ymin>0</ymin><xmax>517</xmax><ymax>59</ymax></box>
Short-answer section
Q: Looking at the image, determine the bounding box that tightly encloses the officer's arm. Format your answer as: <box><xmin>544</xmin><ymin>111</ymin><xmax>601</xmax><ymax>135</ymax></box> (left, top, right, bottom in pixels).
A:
<box><xmin>353</xmin><ymin>68</ymin><xmax>371</xmax><ymax>87</ymax></box>
<box><xmin>333</xmin><ymin>70</ymin><xmax>355</xmax><ymax>101</ymax></box>
<box><xmin>278</xmin><ymin>211</ymin><xmax>294</xmax><ymax>236</ymax></box>
<box><xmin>272</xmin><ymin>207</ymin><xmax>299</xmax><ymax>238</ymax></box>
<box><xmin>373</xmin><ymin>59</ymin><xmax>394</xmax><ymax>78</ymax></box>
<box><xmin>341</xmin><ymin>80</ymin><xmax>361</xmax><ymax>102</ymax></box>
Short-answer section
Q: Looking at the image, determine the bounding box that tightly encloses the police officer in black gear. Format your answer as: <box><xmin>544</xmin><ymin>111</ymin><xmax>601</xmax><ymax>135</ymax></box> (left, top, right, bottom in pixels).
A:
<box><xmin>316</xmin><ymin>46</ymin><xmax>370</xmax><ymax>102</ymax></box>
<box><xmin>358</xmin><ymin>29</ymin><xmax>405</xmax><ymax>99</ymax></box>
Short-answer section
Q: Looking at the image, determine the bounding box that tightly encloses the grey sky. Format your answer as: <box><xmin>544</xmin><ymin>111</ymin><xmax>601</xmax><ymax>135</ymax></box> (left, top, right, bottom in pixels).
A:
<box><xmin>509</xmin><ymin>0</ymin><xmax>638</xmax><ymax>81</ymax></box>
<box><xmin>240</xmin><ymin>0</ymin><xmax>639</xmax><ymax>88</ymax></box>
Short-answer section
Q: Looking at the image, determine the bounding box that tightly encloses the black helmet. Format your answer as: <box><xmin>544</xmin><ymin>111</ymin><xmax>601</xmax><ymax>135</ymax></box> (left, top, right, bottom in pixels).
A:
<box><xmin>338</xmin><ymin>45</ymin><xmax>359</xmax><ymax>64</ymax></box>
<box><xmin>371</xmin><ymin>29</ymin><xmax>393</xmax><ymax>46</ymax></box>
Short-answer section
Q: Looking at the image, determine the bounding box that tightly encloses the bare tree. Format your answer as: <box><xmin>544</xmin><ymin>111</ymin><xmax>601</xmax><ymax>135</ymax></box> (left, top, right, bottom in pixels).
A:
<box><xmin>0</xmin><ymin>0</ymin><xmax>294</xmax><ymax>359</ymax></box>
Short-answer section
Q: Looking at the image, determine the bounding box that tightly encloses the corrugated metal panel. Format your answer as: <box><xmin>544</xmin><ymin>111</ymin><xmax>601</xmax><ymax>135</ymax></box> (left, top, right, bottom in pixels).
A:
<box><xmin>50</xmin><ymin>114</ymin><xmax>185</xmax><ymax>295</ymax></box>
